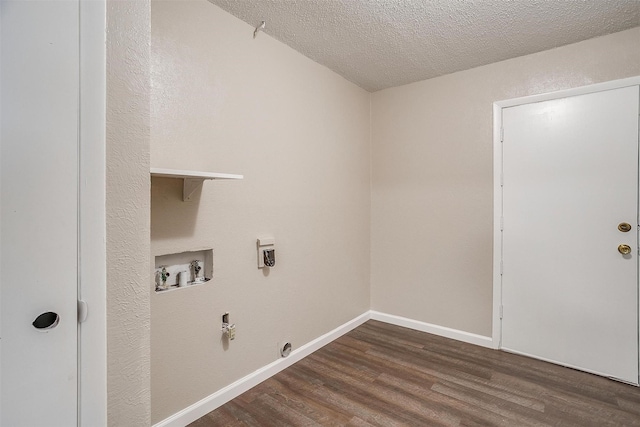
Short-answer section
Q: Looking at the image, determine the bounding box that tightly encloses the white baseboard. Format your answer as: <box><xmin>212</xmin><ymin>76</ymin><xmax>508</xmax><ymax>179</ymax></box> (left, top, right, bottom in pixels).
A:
<box><xmin>154</xmin><ymin>310</ymin><xmax>493</xmax><ymax>427</ymax></box>
<box><xmin>369</xmin><ymin>311</ymin><xmax>494</xmax><ymax>348</ymax></box>
<box><xmin>153</xmin><ymin>311</ymin><xmax>371</xmax><ymax>427</ymax></box>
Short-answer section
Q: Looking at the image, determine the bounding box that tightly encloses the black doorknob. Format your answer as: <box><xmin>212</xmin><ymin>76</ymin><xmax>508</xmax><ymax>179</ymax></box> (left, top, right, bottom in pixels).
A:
<box><xmin>32</xmin><ymin>312</ymin><xmax>59</xmax><ymax>330</ymax></box>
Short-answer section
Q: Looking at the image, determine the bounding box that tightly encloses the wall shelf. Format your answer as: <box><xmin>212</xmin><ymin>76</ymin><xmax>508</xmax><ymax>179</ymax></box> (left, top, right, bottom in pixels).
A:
<box><xmin>150</xmin><ymin>168</ymin><xmax>243</xmax><ymax>201</ymax></box>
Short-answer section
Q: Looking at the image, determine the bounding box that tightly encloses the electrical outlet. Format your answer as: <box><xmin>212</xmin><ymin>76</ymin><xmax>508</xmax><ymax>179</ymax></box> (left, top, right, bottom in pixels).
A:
<box><xmin>221</xmin><ymin>312</ymin><xmax>236</xmax><ymax>341</ymax></box>
<box><xmin>257</xmin><ymin>236</ymin><xmax>275</xmax><ymax>268</ymax></box>
<box><xmin>228</xmin><ymin>324</ymin><xmax>236</xmax><ymax>340</ymax></box>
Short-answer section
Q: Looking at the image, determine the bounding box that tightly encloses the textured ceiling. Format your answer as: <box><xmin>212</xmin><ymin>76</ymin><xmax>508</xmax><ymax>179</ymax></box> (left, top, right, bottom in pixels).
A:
<box><xmin>209</xmin><ymin>0</ymin><xmax>640</xmax><ymax>92</ymax></box>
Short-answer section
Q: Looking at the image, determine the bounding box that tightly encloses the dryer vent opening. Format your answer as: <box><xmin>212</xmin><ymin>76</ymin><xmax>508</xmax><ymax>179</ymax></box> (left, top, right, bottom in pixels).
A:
<box><xmin>280</xmin><ymin>342</ymin><xmax>292</xmax><ymax>358</ymax></box>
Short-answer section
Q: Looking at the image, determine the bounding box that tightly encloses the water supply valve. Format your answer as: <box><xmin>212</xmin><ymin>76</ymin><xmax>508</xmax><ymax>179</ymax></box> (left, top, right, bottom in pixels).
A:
<box><xmin>190</xmin><ymin>259</ymin><xmax>204</xmax><ymax>283</ymax></box>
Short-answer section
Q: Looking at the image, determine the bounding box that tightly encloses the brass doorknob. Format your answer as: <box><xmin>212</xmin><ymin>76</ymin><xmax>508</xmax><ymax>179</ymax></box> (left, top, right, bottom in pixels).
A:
<box><xmin>618</xmin><ymin>223</ymin><xmax>632</xmax><ymax>232</ymax></box>
<box><xmin>618</xmin><ymin>244</ymin><xmax>632</xmax><ymax>255</ymax></box>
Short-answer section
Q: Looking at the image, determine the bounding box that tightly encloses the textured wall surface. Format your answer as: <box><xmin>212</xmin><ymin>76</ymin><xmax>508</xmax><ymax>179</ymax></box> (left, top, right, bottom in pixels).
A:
<box><xmin>211</xmin><ymin>0</ymin><xmax>640</xmax><ymax>91</ymax></box>
<box><xmin>371</xmin><ymin>27</ymin><xmax>640</xmax><ymax>337</ymax></box>
<box><xmin>106</xmin><ymin>1</ymin><xmax>151</xmax><ymax>425</ymax></box>
<box><xmin>150</xmin><ymin>1</ymin><xmax>370</xmax><ymax>423</ymax></box>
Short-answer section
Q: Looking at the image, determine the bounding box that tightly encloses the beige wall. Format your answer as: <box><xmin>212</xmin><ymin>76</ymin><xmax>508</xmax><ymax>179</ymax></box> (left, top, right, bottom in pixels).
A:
<box><xmin>150</xmin><ymin>1</ymin><xmax>371</xmax><ymax>423</ymax></box>
<box><xmin>371</xmin><ymin>27</ymin><xmax>640</xmax><ymax>337</ymax></box>
<box><xmin>106</xmin><ymin>1</ymin><xmax>151</xmax><ymax>425</ymax></box>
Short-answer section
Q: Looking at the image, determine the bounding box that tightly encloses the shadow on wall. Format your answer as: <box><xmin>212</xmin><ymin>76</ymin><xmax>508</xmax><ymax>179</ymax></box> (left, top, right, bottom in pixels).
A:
<box><xmin>151</xmin><ymin>177</ymin><xmax>200</xmax><ymax>240</ymax></box>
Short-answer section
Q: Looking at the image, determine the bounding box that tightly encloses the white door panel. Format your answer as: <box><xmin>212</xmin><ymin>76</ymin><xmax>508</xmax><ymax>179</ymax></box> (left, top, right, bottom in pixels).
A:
<box><xmin>501</xmin><ymin>86</ymin><xmax>639</xmax><ymax>384</ymax></box>
<box><xmin>1</xmin><ymin>1</ymin><xmax>79</xmax><ymax>425</ymax></box>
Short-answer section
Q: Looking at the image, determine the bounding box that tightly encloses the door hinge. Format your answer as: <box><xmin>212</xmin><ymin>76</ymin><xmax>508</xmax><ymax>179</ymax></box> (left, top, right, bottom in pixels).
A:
<box><xmin>499</xmin><ymin>305</ymin><xmax>504</xmax><ymax>319</ymax></box>
<box><xmin>500</xmin><ymin>216</ymin><xmax>504</xmax><ymax>231</ymax></box>
<box><xmin>500</xmin><ymin>127</ymin><xmax>504</xmax><ymax>142</ymax></box>
<box><xmin>78</xmin><ymin>300</ymin><xmax>88</xmax><ymax>323</ymax></box>
<box><xmin>500</xmin><ymin>260</ymin><xmax>503</xmax><ymax>275</ymax></box>
<box><xmin>500</xmin><ymin>172</ymin><xmax>504</xmax><ymax>187</ymax></box>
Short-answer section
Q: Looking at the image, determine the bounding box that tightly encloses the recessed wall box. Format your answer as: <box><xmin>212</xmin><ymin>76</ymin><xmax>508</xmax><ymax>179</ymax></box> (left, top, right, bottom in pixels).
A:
<box><xmin>154</xmin><ymin>248</ymin><xmax>213</xmax><ymax>292</ymax></box>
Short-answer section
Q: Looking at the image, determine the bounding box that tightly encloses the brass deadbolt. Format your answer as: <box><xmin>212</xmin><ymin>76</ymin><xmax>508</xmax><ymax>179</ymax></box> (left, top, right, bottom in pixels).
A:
<box><xmin>618</xmin><ymin>223</ymin><xmax>632</xmax><ymax>232</ymax></box>
<box><xmin>618</xmin><ymin>244</ymin><xmax>632</xmax><ymax>255</ymax></box>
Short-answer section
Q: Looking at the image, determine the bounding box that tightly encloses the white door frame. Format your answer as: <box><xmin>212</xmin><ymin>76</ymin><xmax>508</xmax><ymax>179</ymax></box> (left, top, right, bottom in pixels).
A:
<box><xmin>79</xmin><ymin>0</ymin><xmax>107</xmax><ymax>424</ymax></box>
<box><xmin>0</xmin><ymin>0</ymin><xmax>106</xmax><ymax>424</ymax></box>
<box><xmin>492</xmin><ymin>76</ymin><xmax>640</xmax><ymax>377</ymax></box>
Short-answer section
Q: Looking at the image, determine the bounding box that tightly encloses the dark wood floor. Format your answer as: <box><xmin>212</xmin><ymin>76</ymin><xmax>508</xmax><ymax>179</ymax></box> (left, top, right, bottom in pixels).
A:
<box><xmin>190</xmin><ymin>320</ymin><xmax>640</xmax><ymax>426</ymax></box>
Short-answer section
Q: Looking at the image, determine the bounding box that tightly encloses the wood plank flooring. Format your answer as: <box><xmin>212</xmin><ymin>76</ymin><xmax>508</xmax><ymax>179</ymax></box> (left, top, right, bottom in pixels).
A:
<box><xmin>189</xmin><ymin>320</ymin><xmax>640</xmax><ymax>426</ymax></box>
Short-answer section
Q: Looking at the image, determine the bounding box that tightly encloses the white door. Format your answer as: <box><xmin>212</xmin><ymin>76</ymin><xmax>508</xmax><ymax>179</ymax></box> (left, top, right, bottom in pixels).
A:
<box><xmin>1</xmin><ymin>1</ymin><xmax>80</xmax><ymax>425</ymax></box>
<box><xmin>501</xmin><ymin>85</ymin><xmax>640</xmax><ymax>384</ymax></box>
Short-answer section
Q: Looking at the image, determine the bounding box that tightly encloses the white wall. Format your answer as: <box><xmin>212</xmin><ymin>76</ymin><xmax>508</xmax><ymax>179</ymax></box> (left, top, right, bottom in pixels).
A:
<box><xmin>109</xmin><ymin>4</ymin><xmax>638</xmax><ymax>422</ymax></box>
<box><xmin>371</xmin><ymin>27</ymin><xmax>640</xmax><ymax>337</ymax></box>
<box><xmin>150</xmin><ymin>1</ymin><xmax>371</xmax><ymax>423</ymax></box>
<box><xmin>106</xmin><ymin>1</ymin><xmax>151</xmax><ymax>425</ymax></box>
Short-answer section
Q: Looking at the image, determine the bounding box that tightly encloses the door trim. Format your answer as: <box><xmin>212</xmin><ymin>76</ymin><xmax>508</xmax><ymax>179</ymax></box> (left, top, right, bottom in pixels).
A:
<box><xmin>492</xmin><ymin>76</ymin><xmax>640</xmax><ymax>380</ymax></box>
<box><xmin>79</xmin><ymin>0</ymin><xmax>106</xmax><ymax>424</ymax></box>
